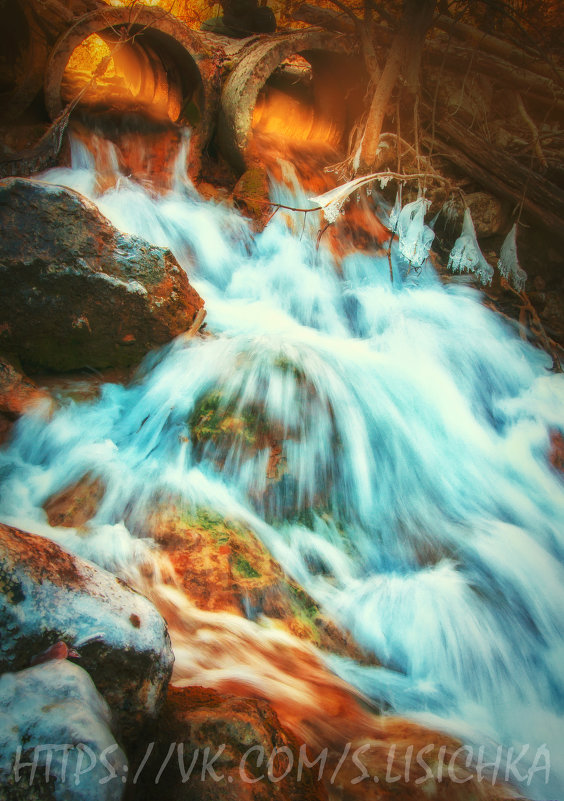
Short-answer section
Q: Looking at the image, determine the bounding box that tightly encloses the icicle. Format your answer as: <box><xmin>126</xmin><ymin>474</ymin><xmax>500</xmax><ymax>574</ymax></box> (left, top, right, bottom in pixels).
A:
<box><xmin>397</xmin><ymin>198</ymin><xmax>435</xmax><ymax>267</ymax></box>
<box><xmin>388</xmin><ymin>187</ymin><xmax>402</xmax><ymax>232</ymax></box>
<box><xmin>352</xmin><ymin>142</ymin><xmax>362</xmax><ymax>173</ymax></box>
<box><xmin>441</xmin><ymin>197</ymin><xmax>459</xmax><ymax>224</ymax></box>
<box><xmin>498</xmin><ymin>224</ymin><xmax>527</xmax><ymax>292</ymax></box>
<box><xmin>448</xmin><ymin>208</ymin><xmax>494</xmax><ymax>286</ymax></box>
<box><xmin>309</xmin><ymin>172</ymin><xmax>381</xmax><ymax>224</ymax></box>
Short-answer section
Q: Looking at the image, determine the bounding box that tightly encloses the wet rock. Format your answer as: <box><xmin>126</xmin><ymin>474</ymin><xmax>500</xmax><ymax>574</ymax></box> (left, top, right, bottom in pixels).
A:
<box><xmin>43</xmin><ymin>473</ymin><xmax>106</xmax><ymax>529</ymax></box>
<box><xmin>0</xmin><ymin>523</ymin><xmax>174</xmax><ymax>742</ymax></box>
<box><xmin>147</xmin><ymin>506</ymin><xmax>372</xmax><ymax>663</ymax></box>
<box><xmin>0</xmin><ymin>356</ymin><xmax>51</xmax><ymax>444</ymax></box>
<box><xmin>465</xmin><ymin>192</ymin><xmax>507</xmax><ymax>237</ymax></box>
<box><xmin>331</xmin><ymin>718</ymin><xmax>521</xmax><ymax>801</ymax></box>
<box><xmin>232</xmin><ymin>167</ymin><xmax>270</xmax><ymax>227</ymax></box>
<box><xmin>0</xmin><ymin>178</ymin><xmax>204</xmax><ymax>371</ymax></box>
<box><xmin>132</xmin><ymin>685</ymin><xmax>327</xmax><ymax>801</ymax></box>
<box><xmin>549</xmin><ymin>430</ymin><xmax>564</xmax><ymax>475</ymax></box>
<box><xmin>538</xmin><ymin>289</ymin><xmax>564</xmax><ymax>345</ymax></box>
<box><xmin>442</xmin><ymin>192</ymin><xmax>507</xmax><ymax>239</ymax></box>
<box><xmin>0</xmin><ymin>660</ymin><xmax>127</xmax><ymax>801</ymax></box>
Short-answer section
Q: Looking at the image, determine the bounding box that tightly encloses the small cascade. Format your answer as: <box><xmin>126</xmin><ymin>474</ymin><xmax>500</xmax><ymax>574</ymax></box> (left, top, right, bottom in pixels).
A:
<box><xmin>1</xmin><ymin>129</ymin><xmax>563</xmax><ymax>800</ymax></box>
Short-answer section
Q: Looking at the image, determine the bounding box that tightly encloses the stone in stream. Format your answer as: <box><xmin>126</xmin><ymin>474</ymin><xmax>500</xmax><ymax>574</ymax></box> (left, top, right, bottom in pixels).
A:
<box><xmin>147</xmin><ymin>504</ymin><xmax>373</xmax><ymax>663</ymax></box>
<box><xmin>0</xmin><ymin>660</ymin><xmax>127</xmax><ymax>801</ymax></box>
<box><xmin>131</xmin><ymin>684</ymin><xmax>327</xmax><ymax>801</ymax></box>
<box><xmin>0</xmin><ymin>177</ymin><xmax>204</xmax><ymax>372</ymax></box>
<box><xmin>0</xmin><ymin>523</ymin><xmax>174</xmax><ymax>743</ymax></box>
<box><xmin>0</xmin><ymin>355</ymin><xmax>51</xmax><ymax>444</ymax></box>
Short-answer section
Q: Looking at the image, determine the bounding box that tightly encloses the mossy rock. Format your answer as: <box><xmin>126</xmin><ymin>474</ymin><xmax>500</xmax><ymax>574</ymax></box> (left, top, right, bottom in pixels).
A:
<box><xmin>189</xmin><ymin>388</ymin><xmax>270</xmax><ymax>454</ymax></box>
<box><xmin>232</xmin><ymin>167</ymin><xmax>270</xmax><ymax>222</ymax></box>
<box><xmin>148</xmin><ymin>504</ymin><xmax>375</xmax><ymax>663</ymax></box>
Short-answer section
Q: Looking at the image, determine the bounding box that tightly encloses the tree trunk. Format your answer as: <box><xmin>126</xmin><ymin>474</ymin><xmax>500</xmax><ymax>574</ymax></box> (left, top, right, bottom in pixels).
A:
<box><xmin>292</xmin><ymin>4</ymin><xmax>564</xmax><ymax>112</ymax></box>
<box><xmin>359</xmin><ymin>0</ymin><xmax>435</xmax><ymax>171</ymax></box>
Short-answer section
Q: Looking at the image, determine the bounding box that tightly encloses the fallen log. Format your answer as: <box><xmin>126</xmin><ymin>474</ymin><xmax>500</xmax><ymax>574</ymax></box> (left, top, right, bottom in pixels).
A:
<box><xmin>434</xmin><ymin>14</ymin><xmax>564</xmax><ymax>88</ymax></box>
<box><xmin>293</xmin><ymin>4</ymin><xmax>564</xmax><ymax>113</ymax></box>
<box><xmin>428</xmin><ymin>135</ymin><xmax>562</xmax><ymax>236</ymax></box>
<box><xmin>292</xmin><ymin>3</ymin><xmax>356</xmax><ymax>34</ymax></box>
<box><xmin>434</xmin><ymin>113</ymin><xmax>564</xmax><ymax>215</ymax></box>
<box><xmin>425</xmin><ymin>41</ymin><xmax>564</xmax><ymax>115</ymax></box>
<box><xmin>424</xmin><ymin>122</ymin><xmax>564</xmax><ymax>240</ymax></box>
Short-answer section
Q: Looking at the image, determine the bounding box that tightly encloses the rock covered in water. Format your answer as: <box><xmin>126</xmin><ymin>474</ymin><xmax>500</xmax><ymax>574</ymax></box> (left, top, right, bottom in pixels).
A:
<box><xmin>148</xmin><ymin>506</ymin><xmax>373</xmax><ymax>662</ymax></box>
<box><xmin>0</xmin><ymin>523</ymin><xmax>174</xmax><ymax>741</ymax></box>
<box><xmin>43</xmin><ymin>473</ymin><xmax>106</xmax><ymax>529</ymax></box>
<box><xmin>0</xmin><ymin>660</ymin><xmax>127</xmax><ymax>801</ymax></box>
<box><xmin>0</xmin><ymin>178</ymin><xmax>204</xmax><ymax>371</ymax></box>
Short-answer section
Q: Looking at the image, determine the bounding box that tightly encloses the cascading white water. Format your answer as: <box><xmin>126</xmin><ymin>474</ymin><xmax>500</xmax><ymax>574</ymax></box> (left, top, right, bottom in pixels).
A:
<box><xmin>1</xmin><ymin>133</ymin><xmax>563</xmax><ymax>799</ymax></box>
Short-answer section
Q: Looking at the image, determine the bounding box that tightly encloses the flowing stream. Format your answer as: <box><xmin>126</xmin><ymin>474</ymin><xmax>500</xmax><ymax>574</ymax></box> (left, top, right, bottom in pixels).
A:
<box><xmin>1</xmin><ymin>132</ymin><xmax>563</xmax><ymax>799</ymax></box>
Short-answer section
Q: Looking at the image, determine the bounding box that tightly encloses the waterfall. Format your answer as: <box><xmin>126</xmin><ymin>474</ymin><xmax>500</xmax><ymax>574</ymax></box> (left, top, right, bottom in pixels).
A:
<box><xmin>1</xmin><ymin>132</ymin><xmax>563</xmax><ymax>799</ymax></box>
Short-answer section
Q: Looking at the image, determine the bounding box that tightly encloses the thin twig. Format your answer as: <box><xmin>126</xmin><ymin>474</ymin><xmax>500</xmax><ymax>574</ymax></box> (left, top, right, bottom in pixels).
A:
<box><xmin>515</xmin><ymin>92</ymin><xmax>548</xmax><ymax>169</ymax></box>
<box><xmin>502</xmin><ymin>282</ymin><xmax>562</xmax><ymax>372</ymax></box>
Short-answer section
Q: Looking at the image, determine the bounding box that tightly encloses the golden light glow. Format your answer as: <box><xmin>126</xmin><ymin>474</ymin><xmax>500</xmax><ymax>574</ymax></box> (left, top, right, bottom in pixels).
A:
<box><xmin>62</xmin><ymin>32</ymin><xmax>172</xmax><ymax>119</ymax></box>
<box><xmin>252</xmin><ymin>88</ymin><xmax>340</xmax><ymax>147</ymax></box>
<box><xmin>102</xmin><ymin>0</ymin><xmax>210</xmax><ymax>28</ymax></box>
<box><xmin>66</xmin><ymin>34</ymin><xmax>116</xmax><ymax>77</ymax></box>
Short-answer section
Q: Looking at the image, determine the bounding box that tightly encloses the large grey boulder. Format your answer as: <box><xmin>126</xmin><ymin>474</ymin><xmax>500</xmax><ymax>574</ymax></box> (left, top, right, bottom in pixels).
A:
<box><xmin>0</xmin><ymin>660</ymin><xmax>127</xmax><ymax>801</ymax></box>
<box><xmin>0</xmin><ymin>523</ymin><xmax>174</xmax><ymax>742</ymax></box>
<box><xmin>0</xmin><ymin>178</ymin><xmax>204</xmax><ymax>371</ymax></box>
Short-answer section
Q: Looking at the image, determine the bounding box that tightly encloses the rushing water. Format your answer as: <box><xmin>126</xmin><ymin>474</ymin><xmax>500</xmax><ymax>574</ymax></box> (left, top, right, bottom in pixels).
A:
<box><xmin>1</xmin><ymin>133</ymin><xmax>563</xmax><ymax>798</ymax></box>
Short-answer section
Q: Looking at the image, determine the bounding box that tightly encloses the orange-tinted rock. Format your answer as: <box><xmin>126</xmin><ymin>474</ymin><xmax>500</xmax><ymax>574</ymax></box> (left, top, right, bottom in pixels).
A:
<box><xmin>197</xmin><ymin>181</ymin><xmax>232</xmax><ymax>204</ymax></box>
<box><xmin>331</xmin><ymin>718</ymin><xmax>520</xmax><ymax>801</ymax></box>
<box><xmin>43</xmin><ymin>472</ymin><xmax>106</xmax><ymax>528</ymax></box>
<box><xmin>0</xmin><ymin>356</ymin><xmax>51</xmax><ymax>443</ymax></box>
<box><xmin>0</xmin><ymin>177</ymin><xmax>204</xmax><ymax>371</ymax></box>
<box><xmin>549</xmin><ymin>429</ymin><xmax>564</xmax><ymax>474</ymax></box>
<box><xmin>131</xmin><ymin>685</ymin><xmax>328</xmax><ymax>801</ymax></box>
<box><xmin>145</xmin><ymin>561</ymin><xmax>520</xmax><ymax>801</ymax></box>
<box><xmin>148</xmin><ymin>507</ymin><xmax>371</xmax><ymax>663</ymax></box>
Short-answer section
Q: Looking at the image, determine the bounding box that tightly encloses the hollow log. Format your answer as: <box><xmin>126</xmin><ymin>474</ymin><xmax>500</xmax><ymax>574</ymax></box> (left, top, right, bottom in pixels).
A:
<box><xmin>218</xmin><ymin>30</ymin><xmax>356</xmax><ymax>172</ymax></box>
<box><xmin>43</xmin><ymin>6</ymin><xmax>223</xmax><ymax>174</ymax></box>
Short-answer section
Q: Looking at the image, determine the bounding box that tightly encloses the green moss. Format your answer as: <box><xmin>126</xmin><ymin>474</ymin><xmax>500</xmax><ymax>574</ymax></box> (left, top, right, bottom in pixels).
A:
<box><xmin>232</xmin><ymin>555</ymin><xmax>261</xmax><ymax>579</ymax></box>
<box><xmin>0</xmin><ymin>565</ymin><xmax>25</xmax><ymax>604</ymax></box>
<box><xmin>285</xmin><ymin>581</ymin><xmax>323</xmax><ymax>644</ymax></box>
<box><xmin>179</xmin><ymin>99</ymin><xmax>201</xmax><ymax>127</ymax></box>
<box><xmin>180</xmin><ymin>505</ymin><xmax>252</xmax><ymax>544</ymax></box>
<box><xmin>288</xmin><ymin>583</ymin><xmax>320</xmax><ymax>618</ymax></box>
<box><xmin>273</xmin><ymin>354</ymin><xmax>306</xmax><ymax>384</ymax></box>
<box><xmin>233</xmin><ymin>168</ymin><xmax>269</xmax><ymax>219</ymax></box>
<box><xmin>189</xmin><ymin>389</ymin><xmax>269</xmax><ymax>451</ymax></box>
